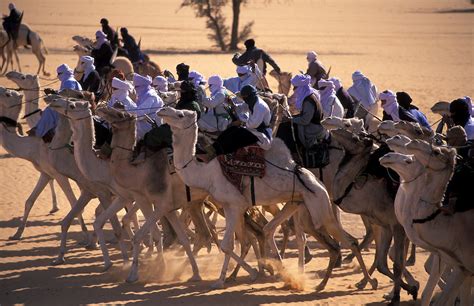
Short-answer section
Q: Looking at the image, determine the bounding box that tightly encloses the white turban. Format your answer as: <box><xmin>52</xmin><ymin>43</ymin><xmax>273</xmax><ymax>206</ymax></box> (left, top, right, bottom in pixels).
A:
<box><xmin>95</xmin><ymin>30</ymin><xmax>108</xmax><ymax>49</ymax></box>
<box><xmin>57</xmin><ymin>63</ymin><xmax>72</xmax><ymax>75</ymax></box>
<box><xmin>347</xmin><ymin>70</ymin><xmax>377</xmax><ymax>108</ymax></box>
<box><xmin>236</xmin><ymin>65</ymin><xmax>251</xmax><ymax>75</ymax></box>
<box><xmin>189</xmin><ymin>70</ymin><xmax>206</xmax><ymax>87</ymax></box>
<box><xmin>112</xmin><ymin>77</ymin><xmax>133</xmax><ymax>91</ymax></box>
<box><xmin>79</xmin><ymin>55</ymin><xmax>95</xmax><ymax>79</ymax></box>
<box><xmin>133</xmin><ymin>73</ymin><xmax>152</xmax><ymax>87</ymax></box>
<box><xmin>379</xmin><ymin>90</ymin><xmax>400</xmax><ymax>121</ymax></box>
<box><xmin>328</xmin><ymin>77</ymin><xmax>342</xmax><ymax>92</ymax></box>
<box><xmin>291</xmin><ymin>74</ymin><xmax>319</xmax><ymax>111</ymax></box>
<box><xmin>110</xmin><ymin>77</ymin><xmax>135</xmax><ymax>109</ymax></box>
<box><xmin>152</xmin><ymin>76</ymin><xmax>168</xmax><ymax>92</ymax></box>
<box><xmin>208</xmin><ymin>75</ymin><xmax>224</xmax><ymax>96</ymax></box>
<box><xmin>307</xmin><ymin>51</ymin><xmax>317</xmax><ymax>63</ymax></box>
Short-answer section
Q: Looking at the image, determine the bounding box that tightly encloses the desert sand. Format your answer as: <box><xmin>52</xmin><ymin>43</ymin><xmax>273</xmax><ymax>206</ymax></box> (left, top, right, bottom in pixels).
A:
<box><xmin>0</xmin><ymin>0</ymin><xmax>472</xmax><ymax>305</ymax></box>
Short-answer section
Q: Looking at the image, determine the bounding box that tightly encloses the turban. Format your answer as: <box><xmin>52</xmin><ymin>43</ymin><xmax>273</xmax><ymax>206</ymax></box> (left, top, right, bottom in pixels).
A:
<box><xmin>291</xmin><ymin>74</ymin><xmax>318</xmax><ymax>111</ymax></box>
<box><xmin>95</xmin><ymin>30</ymin><xmax>108</xmax><ymax>49</ymax></box>
<box><xmin>352</xmin><ymin>70</ymin><xmax>366</xmax><ymax>82</ymax></box>
<box><xmin>379</xmin><ymin>90</ymin><xmax>400</xmax><ymax>121</ymax></box>
<box><xmin>208</xmin><ymin>75</ymin><xmax>223</xmax><ymax>96</ymax></box>
<box><xmin>317</xmin><ymin>79</ymin><xmax>333</xmax><ymax>89</ymax></box>
<box><xmin>450</xmin><ymin>98</ymin><xmax>471</xmax><ymax>127</ymax></box>
<box><xmin>57</xmin><ymin>63</ymin><xmax>73</xmax><ymax>75</ymax></box>
<box><xmin>347</xmin><ymin>70</ymin><xmax>377</xmax><ymax>108</ymax></box>
<box><xmin>133</xmin><ymin>73</ymin><xmax>152</xmax><ymax>87</ymax></box>
<box><xmin>8</xmin><ymin>3</ymin><xmax>15</xmax><ymax>10</ymax></box>
<box><xmin>396</xmin><ymin>91</ymin><xmax>413</xmax><ymax>110</ymax></box>
<box><xmin>189</xmin><ymin>70</ymin><xmax>206</xmax><ymax>87</ymax></box>
<box><xmin>79</xmin><ymin>55</ymin><xmax>95</xmax><ymax>79</ymax></box>
<box><xmin>152</xmin><ymin>76</ymin><xmax>168</xmax><ymax>92</ymax></box>
<box><xmin>244</xmin><ymin>39</ymin><xmax>255</xmax><ymax>49</ymax></box>
<box><xmin>112</xmin><ymin>77</ymin><xmax>133</xmax><ymax>91</ymax></box>
<box><xmin>307</xmin><ymin>51</ymin><xmax>317</xmax><ymax>62</ymax></box>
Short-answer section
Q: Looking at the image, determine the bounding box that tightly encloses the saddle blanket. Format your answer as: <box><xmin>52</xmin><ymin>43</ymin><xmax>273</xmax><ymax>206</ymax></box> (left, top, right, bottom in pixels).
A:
<box><xmin>217</xmin><ymin>145</ymin><xmax>266</xmax><ymax>193</ymax></box>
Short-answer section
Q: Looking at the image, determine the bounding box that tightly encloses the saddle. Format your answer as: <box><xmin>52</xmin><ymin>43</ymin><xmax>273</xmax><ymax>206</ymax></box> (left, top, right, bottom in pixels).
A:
<box><xmin>217</xmin><ymin>145</ymin><xmax>266</xmax><ymax>193</ymax></box>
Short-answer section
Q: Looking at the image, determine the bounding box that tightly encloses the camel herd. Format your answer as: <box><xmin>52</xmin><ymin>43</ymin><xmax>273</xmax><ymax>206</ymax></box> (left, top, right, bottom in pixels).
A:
<box><xmin>0</xmin><ymin>29</ymin><xmax>472</xmax><ymax>306</ymax></box>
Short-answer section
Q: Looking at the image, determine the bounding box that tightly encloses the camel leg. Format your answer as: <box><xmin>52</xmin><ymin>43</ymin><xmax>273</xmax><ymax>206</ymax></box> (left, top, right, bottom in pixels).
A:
<box><xmin>406</xmin><ymin>243</ymin><xmax>416</xmax><ymax>266</ymax></box>
<box><xmin>212</xmin><ymin>207</ymin><xmax>258</xmax><ymax>289</ymax></box>
<box><xmin>187</xmin><ymin>202</ymin><xmax>213</xmax><ymax>255</ymax></box>
<box><xmin>165</xmin><ymin>210</ymin><xmax>202</xmax><ymax>282</ymax></box>
<box><xmin>433</xmin><ymin>267</ymin><xmax>467</xmax><ymax>306</ymax></box>
<box><xmin>9</xmin><ymin>173</ymin><xmax>51</xmax><ymax>240</ymax></box>
<box><xmin>48</xmin><ymin>180</ymin><xmax>59</xmax><ymax>214</ymax></box>
<box><xmin>93</xmin><ymin>196</ymin><xmax>130</xmax><ymax>270</ymax></box>
<box><xmin>421</xmin><ymin>253</ymin><xmax>446</xmax><ymax>306</ymax></box>
<box><xmin>262</xmin><ymin>202</ymin><xmax>299</xmax><ymax>260</ymax></box>
<box><xmin>121</xmin><ymin>202</ymin><xmax>139</xmax><ymax>240</ymax></box>
<box><xmin>127</xmin><ymin>206</ymin><xmax>166</xmax><ymax>283</ymax></box>
<box><xmin>54</xmin><ymin>176</ymin><xmax>89</xmax><ymax>241</ymax></box>
<box><xmin>321</xmin><ymin>215</ymin><xmax>378</xmax><ymax>290</ymax></box>
<box><xmin>307</xmin><ymin>226</ymin><xmax>340</xmax><ymax>292</ymax></box>
<box><xmin>279</xmin><ymin>220</ymin><xmax>291</xmax><ymax>260</ymax></box>
<box><xmin>343</xmin><ymin>215</ymin><xmax>374</xmax><ymax>263</ymax></box>
<box><xmin>293</xmin><ymin>216</ymin><xmax>307</xmax><ymax>273</ymax></box>
<box><xmin>52</xmin><ymin>191</ymin><xmax>95</xmax><ymax>265</ymax></box>
<box><xmin>13</xmin><ymin>47</ymin><xmax>21</xmax><ymax>72</ymax></box>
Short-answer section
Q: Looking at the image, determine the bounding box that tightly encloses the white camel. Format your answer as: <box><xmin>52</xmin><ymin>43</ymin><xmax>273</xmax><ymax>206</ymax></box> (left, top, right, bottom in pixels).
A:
<box><xmin>0</xmin><ymin>88</ymin><xmax>88</xmax><ymax>241</ymax></box>
<box><xmin>158</xmin><ymin>106</ymin><xmax>377</xmax><ymax>290</ymax></box>
<box><xmin>5</xmin><ymin>71</ymin><xmax>61</xmax><ymax>213</ymax></box>
<box><xmin>380</xmin><ymin>140</ymin><xmax>474</xmax><ymax>306</ymax></box>
<box><xmin>1</xmin><ymin>25</ymin><xmax>49</xmax><ymax>76</ymax></box>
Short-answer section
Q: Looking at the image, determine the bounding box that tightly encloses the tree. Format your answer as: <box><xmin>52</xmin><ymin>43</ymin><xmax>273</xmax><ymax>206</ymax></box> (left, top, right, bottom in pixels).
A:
<box><xmin>180</xmin><ymin>0</ymin><xmax>254</xmax><ymax>51</ymax></box>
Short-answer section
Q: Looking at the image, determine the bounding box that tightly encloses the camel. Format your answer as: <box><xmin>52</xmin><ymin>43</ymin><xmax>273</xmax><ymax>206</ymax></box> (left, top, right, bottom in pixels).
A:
<box><xmin>378</xmin><ymin>120</ymin><xmax>435</xmax><ymax>142</ymax></box>
<box><xmin>136</xmin><ymin>54</ymin><xmax>163</xmax><ymax>78</ymax></box>
<box><xmin>380</xmin><ymin>141</ymin><xmax>474</xmax><ymax>306</ymax></box>
<box><xmin>323</xmin><ymin>128</ymin><xmax>419</xmax><ymax>303</ymax></box>
<box><xmin>268</xmin><ymin>70</ymin><xmax>292</xmax><ymax>96</ymax></box>
<box><xmin>158</xmin><ymin>106</ymin><xmax>377</xmax><ymax>290</ymax></box>
<box><xmin>1</xmin><ymin>24</ymin><xmax>49</xmax><ymax>76</ymax></box>
<box><xmin>0</xmin><ymin>88</ymin><xmax>90</xmax><ymax>241</ymax></box>
<box><xmin>72</xmin><ymin>44</ymin><xmax>134</xmax><ymax>80</ymax></box>
<box><xmin>5</xmin><ymin>71</ymin><xmax>61</xmax><ymax>213</ymax></box>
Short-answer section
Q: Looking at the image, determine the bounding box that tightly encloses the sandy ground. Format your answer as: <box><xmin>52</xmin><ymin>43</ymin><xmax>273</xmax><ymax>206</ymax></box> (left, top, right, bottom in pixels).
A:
<box><xmin>0</xmin><ymin>0</ymin><xmax>473</xmax><ymax>304</ymax></box>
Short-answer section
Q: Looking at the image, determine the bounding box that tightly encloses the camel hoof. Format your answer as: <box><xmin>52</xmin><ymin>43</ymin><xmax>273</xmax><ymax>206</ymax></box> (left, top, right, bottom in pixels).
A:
<box><xmin>369</xmin><ymin>278</ymin><xmax>378</xmax><ymax>290</ymax></box>
<box><xmin>334</xmin><ymin>253</ymin><xmax>342</xmax><ymax>268</ymax></box>
<box><xmin>226</xmin><ymin>274</ymin><xmax>237</xmax><ymax>283</ymax></box>
<box><xmin>409</xmin><ymin>285</ymin><xmax>418</xmax><ymax>301</ymax></box>
<box><xmin>126</xmin><ymin>274</ymin><xmax>138</xmax><ymax>283</ymax></box>
<box><xmin>51</xmin><ymin>257</ymin><xmax>65</xmax><ymax>266</ymax></box>
<box><xmin>210</xmin><ymin>280</ymin><xmax>225</xmax><ymax>289</ymax></box>
<box><xmin>388</xmin><ymin>295</ymin><xmax>400</xmax><ymax>306</ymax></box>
<box><xmin>9</xmin><ymin>233</ymin><xmax>22</xmax><ymax>240</ymax></box>
<box><xmin>49</xmin><ymin>207</ymin><xmax>59</xmax><ymax>214</ymax></box>
<box><xmin>188</xmin><ymin>274</ymin><xmax>202</xmax><ymax>282</ymax></box>
<box><xmin>249</xmin><ymin>269</ymin><xmax>258</xmax><ymax>282</ymax></box>
<box><xmin>102</xmin><ymin>262</ymin><xmax>113</xmax><ymax>272</ymax></box>
<box><xmin>342</xmin><ymin>255</ymin><xmax>354</xmax><ymax>265</ymax></box>
<box><xmin>315</xmin><ymin>282</ymin><xmax>326</xmax><ymax>292</ymax></box>
<box><xmin>85</xmin><ymin>243</ymin><xmax>98</xmax><ymax>250</ymax></box>
<box><xmin>355</xmin><ymin>279</ymin><xmax>367</xmax><ymax>290</ymax></box>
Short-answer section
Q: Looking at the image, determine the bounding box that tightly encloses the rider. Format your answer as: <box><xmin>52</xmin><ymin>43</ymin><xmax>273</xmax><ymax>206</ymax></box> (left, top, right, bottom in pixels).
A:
<box><xmin>108</xmin><ymin>77</ymin><xmax>137</xmax><ymax>111</ymax></box>
<box><xmin>276</xmin><ymin>74</ymin><xmax>326</xmax><ymax>153</ymax></box>
<box><xmin>199</xmin><ymin>85</ymin><xmax>272</xmax><ymax>162</ymax></box>
<box><xmin>77</xmin><ymin>55</ymin><xmax>101</xmax><ymax>97</ymax></box>
<box><xmin>317</xmin><ymin>79</ymin><xmax>344</xmax><ymax>119</ymax></box>
<box><xmin>223</xmin><ymin>65</ymin><xmax>258</xmax><ymax>94</ymax></box>
<box><xmin>120</xmin><ymin>27</ymin><xmax>142</xmax><ymax>64</ymax></box>
<box><xmin>328</xmin><ymin>77</ymin><xmax>356</xmax><ymax>118</ymax></box>
<box><xmin>198</xmin><ymin>75</ymin><xmax>232</xmax><ymax>133</ymax></box>
<box><xmin>232</xmin><ymin>39</ymin><xmax>281</xmax><ymax>76</ymax></box>
<box><xmin>176</xmin><ymin>80</ymin><xmax>202</xmax><ymax>119</ymax></box>
<box><xmin>449</xmin><ymin>98</ymin><xmax>474</xmax><ymax>140</ymax></box>
<box><xmin>347</xmin><ymin>70</ymin><xmax>378</xmax><ymax>122</ymax></box>
<box><xmin>133</xmin><ymin>73</ymin><xmax>163</xmax><ymax>140</ymax></box>
<box><xmin>306</xmin><ymin>51</ymin><xmax>327</xmax><ymax>88</ymax></box>
<box><xmin>2</xmin><ymin>3</ymin><xmax>21</xmax><ymax>45</ymax></box>
<box><xmin>91</xmin><ymin>30</ymin><xmax>113</xmax><ymax>77</ymax></box>
<box><xmin>396</xmin><ymin>91</ymin><xmax>431</xmax><ymax>130</ymax></box>
<box><xmin>100</xmin><ymin>18</ymin><xmax>119</xmax><ymax>49</ymax></box>
<box><xmin>34</xmin><ymin>64</ymin><xmax>82</xmax><ymax>142</ymax></box>
<box><xmin>379</xmin><ymin>90</ymin><xmax>417</xmax><ymax>123</ymax></box>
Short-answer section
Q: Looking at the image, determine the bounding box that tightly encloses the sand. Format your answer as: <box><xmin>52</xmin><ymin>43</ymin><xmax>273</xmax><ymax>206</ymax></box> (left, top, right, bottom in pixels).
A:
<box><xmin>0</xmin><ymin>0</ymin><xmax>472</xmax><ymax>304</ymax></box>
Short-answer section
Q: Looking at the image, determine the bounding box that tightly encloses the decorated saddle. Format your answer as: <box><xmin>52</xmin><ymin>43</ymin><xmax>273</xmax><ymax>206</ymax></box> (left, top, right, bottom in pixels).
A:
<box><xmin>217</xmin><ymin>145</ymin><xmax>266</xmax><ymax>193</ymax></box>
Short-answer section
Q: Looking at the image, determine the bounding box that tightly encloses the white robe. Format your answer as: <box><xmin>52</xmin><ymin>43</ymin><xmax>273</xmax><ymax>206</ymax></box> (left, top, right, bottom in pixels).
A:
<box><xmin>198</xmin><ymin>89</ymin><xmax>231</xmax><ymax>132</ymax></box>
<box><xmin>243</xmin><ymin>97</ymin><xmax>273</xmax><ymax>150</ymax></box>
<box><xmin>223</xmin><ymin>74</ymin><xmax>258</xmax><ymax>94</ymax></box>
<box><xmin>135</xmin><ymin>95</ymin><xmax>163</xmax><ymax>140</ymax></box>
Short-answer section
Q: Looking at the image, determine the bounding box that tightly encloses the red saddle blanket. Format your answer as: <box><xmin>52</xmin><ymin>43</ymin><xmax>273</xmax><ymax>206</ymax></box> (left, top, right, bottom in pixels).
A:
<box><xmin>217</xmin><ymin>145</ymin><xmax>266</xmax><ymax>193</ymax></box>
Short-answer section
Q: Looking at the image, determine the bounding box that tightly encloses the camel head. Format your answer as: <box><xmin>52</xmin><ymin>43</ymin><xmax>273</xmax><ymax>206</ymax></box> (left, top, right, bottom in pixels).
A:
<box><xmin>385</xmin><ymin>135</ymin><xmax>412</xmax><ymax>153</ymax></box>
<box><xmin>96</xmin><ymin>106</ymin><xmax>136</xmax><ymax>131</ymax></box>
<box><xmin>269</xmin><ymin>70</ymin><xmax>292</xmax><ymax>96</ymax></box>
<box><xmin>0</xmin><ymin>87</ymin><xmax>23</xmax><ymax>119</ymax></box>
<box><xmin>405</xmin><ymin>139</ymin><xmax>456</xmax><ymax>171</ymax></box>
<box><xmin>73</xmin><ymin>45</ymin><xmax>90</xmax><ymax>57</ymax></box>
<box><xmin>394</xmin><ymin>121</ymin><xmax>434</xmax><ymax>141</ymax></box>
<box><xmin>377</xmin><ymin>120</ymin><xmax>397</xmax><ymax>137</ymax></box>
<box><xmin>431</xmin><ymin>101</ymin><xmax>450</xmax><ymax>116</ymax></box>
<box><xmin>5</xmin><ymin>71</ymin><xmax>39</xmax><ymax>89</ymax></box>
<box><xmin>379</xmin><ymin>152</ymin><xmax>420</xmax><ymax>181</ymax></box>
<box><xmin>72</xmin><ymin>35</ymin><xmax>94</xmax><ymax>48</ymax></box>
<box><xmin>45</xmin><ymin>95</ymin><xmax>91</xmax><ymax>120</ymax></box>
<box><xmin>331</xmin><ymin>128</ymin><xmax>373</xmax><ymax>155</ymax></box>
<box><xmin>158</xmin><ymin>107</ymin><xmax>197</xmax><ymax>130</ymax></box>
<box><xmin>322</xmin><ymin>117</ymin><xmax>365</xmax><ymax>133</ymax></box>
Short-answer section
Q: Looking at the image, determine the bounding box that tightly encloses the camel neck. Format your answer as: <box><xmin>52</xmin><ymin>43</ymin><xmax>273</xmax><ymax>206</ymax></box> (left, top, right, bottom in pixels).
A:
<box><xmin>110</xmin><ymin>125</ymin><xmax>135</xmax><ymax>162</ymax></box>
<box><xmin>23</xmin><ymin>84</ymin><xmax>41</xmax><ymax>128</ymax></box>
<box><xmin>171</xmin><ymin>124</ymin><xmax>209</xmax><ymax>190</ymax></box>
<box><xmin>0</xmin><ymin>123</ymin><xmax>38</xmax><ymax>162</ymax></box>
<box><xmin>421</xmin><ymin>165</ymin><xmax>453</xmax><ymax>204</ymax></box>
<box><xmin>69</xmin><ymin>115</ymin><xmax>111</xmax><ymax>184</ymax></box>
<box><xmin>51</xmin><ymin>115</ymin><xmax>72</xmax><ymax>148</ymax></box>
